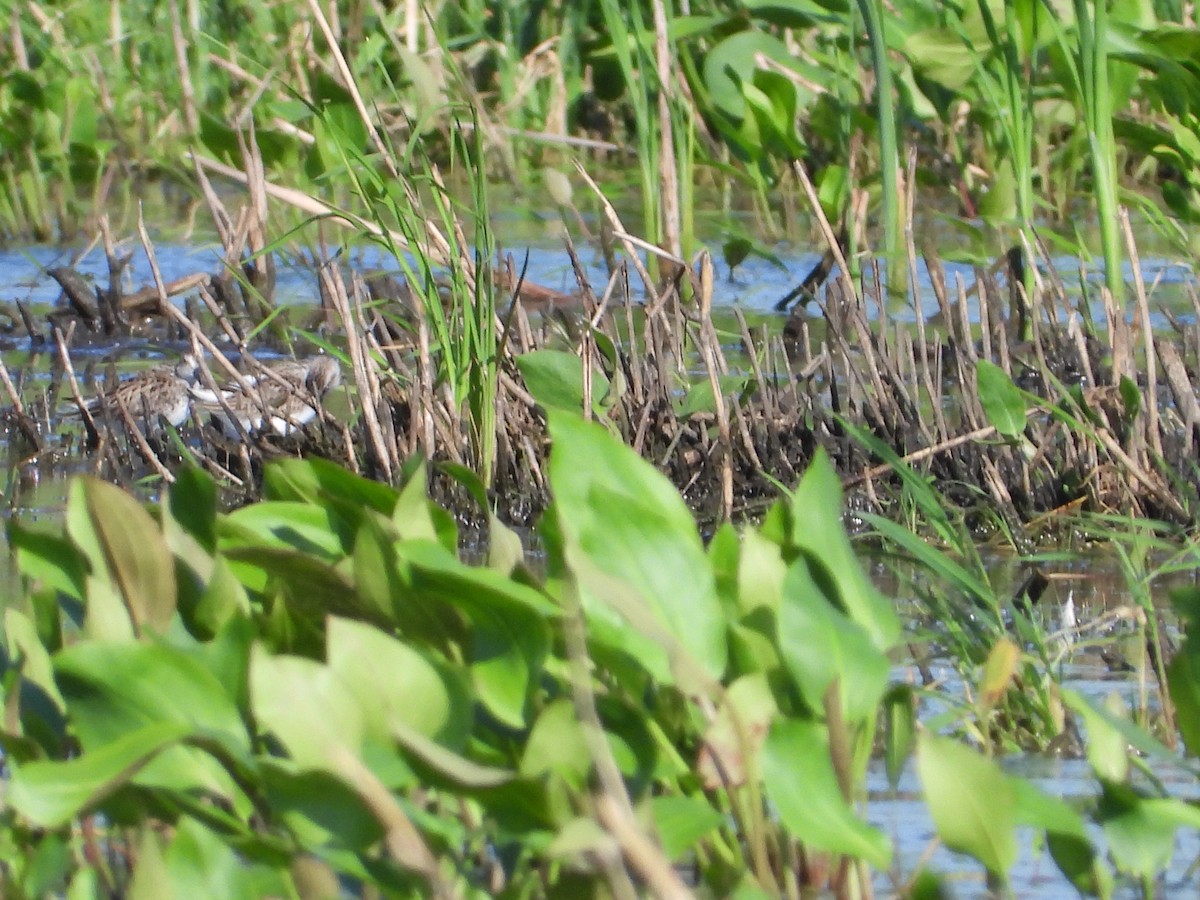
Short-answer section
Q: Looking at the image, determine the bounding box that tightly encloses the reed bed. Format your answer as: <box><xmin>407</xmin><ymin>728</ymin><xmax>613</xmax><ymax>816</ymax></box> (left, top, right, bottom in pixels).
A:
<box><xmin>23</xmin><ymin>172</ymin><xmax>1200</xmax><ymax>541</ymax></box>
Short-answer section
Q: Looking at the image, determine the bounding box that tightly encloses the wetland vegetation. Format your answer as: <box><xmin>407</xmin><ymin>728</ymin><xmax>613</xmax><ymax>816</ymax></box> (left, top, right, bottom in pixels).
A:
<box><xmin>4</xmin><ymin>0</ymin><xmax>1200</xmax><ymax>897</ymax></box>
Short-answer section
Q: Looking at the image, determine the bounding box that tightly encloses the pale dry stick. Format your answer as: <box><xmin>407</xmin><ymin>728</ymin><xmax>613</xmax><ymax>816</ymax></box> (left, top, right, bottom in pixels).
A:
<box><xmin>1156</xmin><ymin>341</ymin><xmax>1200</xmax><ymax>455</ymax></box>
<box><xmin>0</xmin><ymin>351</ymin><xmax>27</xmax><ymax>416</ymax></box>
<box><xmin>415</xmin><ymin>314</ymin><xmax>437</xmax><ymax>460</ymax></box>
<box><xmin>571</xmin><ymin>161</ymin><xmax>658</xmax><ymax>303</ymax></box>
<box><xmin>792</xmin><ymin>160</ymin><xmax>858</xmax><ymax>304</ymax></box>
<box><xmin>1122</xmin><ymin>208</ymin><xmax>1164</xmax><ymax>460</ymax></box>
<box><xmin>841</xmin><ymin>421</ymin><xmax>1017</xmax><ymax>490</ymax></box>
<box><xmin>1092</xmin><ymin>426</ymin><xmax>1188</xmax><ymax>519</ymax></box>
<box><xmin>559</xmin><ymin>574</ymin><xmax>689</xmax><ymax>900</ymax></box>
<box><xmin>471</xmin><ymin>123</ymin><xmax>621</xmax><ymax>152</ymax></box>
<box><xmin>195</xmin><ymin>285</ymin><xmax>247</xmax><ymax>348</ymax></box>
<box><xmin>361</xmin><ymin>319</ymin><xmax>404</xmax><ymax>474</ymax></box>
<box><xmin>12</xmin><ymin>3</ymin><xmax>29</xmax><ymax>69</ymax></box>
<box><xmin>168</xmin><ymin>0</ymin><xmax>200</xmax><ymax>135</ymax></box>
<box><xmin>189</xmin><ymin>154</ymin><xmax>234</xmax><ymax>245</ymax></box>
<box><xmin>306</xmin><ymin>0</ymin><xmax>398</xmax><ymax>179</ymax></box>
<box><xmin>695</xmin><ymin>252</ymin><xmax>733</xmax><ymax>520</ymax></box>
<box><xmin>190</xmin><ymin>154</ymin><xmax>452</xmax><ymax>267</ymax></box>
<box><xmin>594</xmin><ymin>793</ymin><xmax>692</xmax><ymax>900</ymax></box>
<box><xmin>588</xmin><ymin>265</ymin><xmax>625</xmax><ymax>331</ymax></box>
<box><xmin>53</xmin><ymin>327</ymin><xmax>98</xmax><ymax>440</ymax></box>
<box><xmin>113</xmin><ymin>400</ymin><xmax>175</xmax><ymax>485</ymax></box>
<box><xmin>651</xmin><ymin>0</ymin><xmax>680</xmax><ymax>258</ymax></box>
<box><xmin>320</xmin><ymin>262</ymin><xmax>393</xmax><ymax>481</ymax></box>
<box><xmin>733</xmin><ymin>306</ymin><xmax>774</xmax><ymax>421</ymax></box>
<box><xmin>328</xmin><ymin>744</ymin><xmax>456</xmax><ymax>898</ymax></box>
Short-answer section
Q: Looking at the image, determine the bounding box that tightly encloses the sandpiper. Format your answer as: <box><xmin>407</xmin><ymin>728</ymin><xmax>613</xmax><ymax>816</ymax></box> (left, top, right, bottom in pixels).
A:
<box><xmin>191</xmin><ymin>355</ymin><xmax>341</xmax><ymax>436</ymax></box>
<box><xmin>81</xmin><ymin>354</ymin><xmax>199</xmax><ymax>428</ymax></box>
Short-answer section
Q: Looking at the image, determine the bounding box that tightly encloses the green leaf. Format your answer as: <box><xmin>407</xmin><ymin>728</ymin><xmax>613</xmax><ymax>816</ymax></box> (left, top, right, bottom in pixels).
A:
<box><xmin>521</xmin><ymin>698</ymin><xmax>591</xmax><ymax>789</ymax></box>
<box><xmin>260</xmin><ymin>761</ymin><xmax>385</xmax><ymax>851</ymax></box>
<box><xmin>9</xmin><ymin>723</ymin><xmax>190</xmax><ymax>827</ymax></box>
<box><xmin>515</xmin><ymin>349</ymin><xmax>609</xmax><ymax>414</ymax></box>
<box><xmin>327</xmin><ymin>617</ymin><xmax>471</xmax><ymax>748</ymax></box>
<box><xmin>762</xmin><ymin>719</ymin><xmax>890</xmax><ymax>867</ymax></box>
<box><xmin>221</xmin><ymin>502</ymin><xmax>346</xmax><ymax>561</ymax></box>
<box><xmin>398</xmin><ymin>541</ymin><xmax>553</xmax><ymax>728</ymax></box>
<box><xmin>1011</xmin><ymin>778</ymin><xmax>1105</xmax><ymax>895</ymax></box>
<box><xmin>650</xmin><ymin>795</ymin><xmax>724</xmax><ymax>862</ymax></box>
<box><xmin>788</xmin><ymin>451</ymin><xmax>900</xmax><ymax>649</ymax></box>
<box><xmin>548</xmin><ymin>411</ymin><xmax>727</xmax><ymax>686</ymax></box>
<box><xmin>250</xmin><ymin>646</ymin><xmax>364</xmax><ymax>771</ymax></box>
<box><xmin>1098</xmin><ymin>781</ymin><xmax>1200</xmax><ymax>879</ymax></box>
<box><xmin>777</xmin><ymin>557</ymin><xmax>890</xmax><ymax>722</ymax></box>
<box><xmin>264</xmin><ymin>455</ymin><xmax>399</xmax><ymax>517</ymax></box>
<box><xmin>162</xmin><ymin>818</ymin><xmax>291</xmax><ymax>900</ymax></box>
<box><xmin>917</xmin><ymin>734</ymin><xmax>1017</xmax><ymax>880</ymax></box>
<box><xmin>392</xmin><ymin>720</ymin><xmax>515</xmax><ymax>789</ymax></box>
<box><xmin>54</xmin><ymin>641</ymin><xmax>250</xmax><ymax>801</ymax></box>
<box><xmin>976</xmin><ymin>360</ymin><xmax>1027</xmax><ymax>438</ymax></box>
<box><xmin>675</xmin><ymin>374</ymin><xmax>749</xmax><ymax>419</ymax></box>
<box><xmin>8</xmin><ymin>521</ymin><xmax>86</xmax><ymax>602</ymax></box>
<box><xmin>882</xmin><ymin>685</ymin><xmax>915</xmax><ymax>790</ymax></box>
<box><xmin>1168</xmin><ymin>649</ymin><xmax>1200</xmax><ymax>758</ymax></box>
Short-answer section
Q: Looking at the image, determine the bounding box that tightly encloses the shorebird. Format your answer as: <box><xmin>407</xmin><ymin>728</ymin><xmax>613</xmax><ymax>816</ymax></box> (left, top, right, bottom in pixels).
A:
<box><xmin>191</xmin><ymin>355</ymin><xmax>341</xmax><ymax>436</ymax></box>
<box><xmin>80</xmin><ymin>354</ymin><xmax>199</xmax><ymax>428</ymax></box>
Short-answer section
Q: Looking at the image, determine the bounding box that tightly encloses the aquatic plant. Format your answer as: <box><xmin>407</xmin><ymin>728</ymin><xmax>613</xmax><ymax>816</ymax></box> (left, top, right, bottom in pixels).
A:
<box><xmin>3</xmin><ymin>408</ymin><xmax>1198</xmax><ymax>896</ymax></box>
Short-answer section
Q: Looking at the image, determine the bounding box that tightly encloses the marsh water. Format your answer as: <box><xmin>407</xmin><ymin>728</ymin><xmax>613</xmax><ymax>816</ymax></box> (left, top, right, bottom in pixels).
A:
<box><xmin>3</xmin><ymin>237</ymin><xmax>1200</xmax><ymax>896</ymax></box>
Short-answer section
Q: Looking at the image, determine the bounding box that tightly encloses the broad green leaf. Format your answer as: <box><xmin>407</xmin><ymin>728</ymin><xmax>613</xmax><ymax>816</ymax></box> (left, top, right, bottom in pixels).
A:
<box><xmin>703</xmin><ymin>31</ymin><xmax>797</xmax><ymax>120</ymax></box>
<box><xmin>1098</xmin><ymin>782</ymin><xmax>1200</xmax><ymax>879</ymax></box>
<box><xmin>674</xmin><ymin>374</ymin><xmax>749</xmax><ymax>419</ymax></box>
<box><xmin>392</xmin><ymin>458</ymin><xmax>449</xmax><ymax>545</ymax></box>
<box><xmin>515</xmin><ymin>349</ymin><xmax>609</xmax><ymax>414</ymax></box>
<box><xmin>163</xmin><ymin>818</ymin><xmax>291</xmax><ymax>900</ymax></box>
<box><xmin>762</xmin><ymin>719</ymin><xmax>890</xmax><ymax>867</ymax></box>
<box><xmin>777</xmin><ymin>557</ymin><xmax>890</xmax><ymax>722</ymax></box>
<box><xmin>8</xmin><ymin>522</ymin><xmax>86</xmax><ymax>602</ymax></box>
<box><xmin>81</xmin><ymin>478</ymin><xmax>177</xmax><ymax>634</ymax></box>
<box><xmin>1067</xmin><ymin>690</ymin><xmax>1131</xmax><ymax>782</ymax></box>
<box><xmin>976</xmin><ymin>360</ymin><xmax>1027</xmax><ymax>437</ymax></box>
<box><xmin>737</xmin><ymin>528</ymin><xmax>786</xmax><ymax>614</ymax></box>
<box><xmin>63</xmin><ymin>482</ymin><xmax>140</xmax><ymax>639</ymax></box>
<box><xmin>9</xmin><ymin>722</ymin><xmax>190</xmax><ymax>827</ymax></box>
<box><xmin>398</xmin><ymin>540</ymin><xmax>553</xmax><ymax>728</ymax></box>
<box><xmin>1011</xmin><ymin>778</ymin><xmax>1106</xmax><ymax>895</ymax></box>
<box><xmin>327</xmin><ymin>617</ymin><xmax>471</xmax><ymax>748</ymax></box>
<box><xmin>251</xmin><ymin>646</ymin><xmax>364</xmax><ymax>770</ymax></box>
<box><xmin>650</xmin><ymin>795</ymin><xmax>724</xmax><ymax>862</ymax></box>
<box><xmin>917</xmin><ymin>734</ymin><xmax>1017</xmax><ymax>880</ymax></box>
<box><xmin>904</xmin><ymin>27</ymin><xmax>978</xmax><ymax>89</ymax></box>
<box><xmin>1168</xmin><ymin>649</ymin><xmax>1200</xmax><ymax>758</ymax></box>
<box><xmin>351</xmin><ymin>515</ymin><xmax>405</xmax><ymax>623</ymax></box>
<box><xmin>521</xmin><ymin>698</ymin><xmax>590</xmax><ymax>789</ymax></box>
<box><xmin>168</xmin><ymin>465</ymin><xmax>218</xmax><ymax>553</ymax></box>
<box><xmin>788</xmin><ymin>451</ymin><xmax>899</xmax><ymax>649</ymax></box>
<box><xmin>221</xmin><ymin>502</ymin><xmax>346</xmax><ymax>561</ymax></box>
<box><xmin>127</xmin><ymin>829</ymin><xmax>172</xmax><ymax>900</ymax></box>
<box><xmin>264</xmin><ymin>455</ymin><xmax>399</xmax><ymax>516</ymax></box>
<box><xmin>260</xmin><ymin>761</ymin><xmax>385</xmax><ymax>851</ymax></box>
<box><xmin>4</xmin><ymin>608</ymin><xmax>65</xmax><ymax>710</ymax></box>
<box><xmin>548</xmin><ymin>411</ymin><xmax>727</xmax><ymax>686</ymax></box>
<box><xmin>54</xmin><ymin>641</ymin><xmax>250</xmax><ymax>801</ymax></box>
<box><xmin>223</xmin><ymin>545</ymin><xmax>377</xmax><ymax>627</ymax></box>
